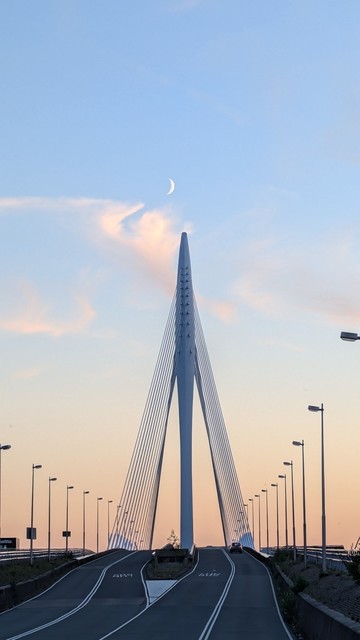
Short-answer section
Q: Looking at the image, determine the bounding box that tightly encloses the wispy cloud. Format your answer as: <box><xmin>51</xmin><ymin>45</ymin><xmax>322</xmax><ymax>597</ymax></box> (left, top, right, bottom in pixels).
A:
<box><xmin>233</xmin><ymin>233</ymin><xmax>360</xmax><ymax>326</ymax></box>
<box><xmin>0</xmin><ymin>280</ymin><xmax>95</xmax><ymax>337</ymax></box>
<box><xmin>12</xmin><ymin>366</ymin><xmax>47</xmax><ymax>379</ymax></box>
<box><xmin>0</xmin><ymin>196</ymin><xmax>186</xmax><ymax>294</ymax></box>
<box><xmin>96</xmin><ymin>202</ymin><xmax>188</xmax><ymax>294</ymax></box>
<box><xmin>0</xmin><ymin>197</ymin><xmax>184</xmax><ymax>337</ymax></box>
<box><xmin>0</xmin><ymin>196</ymin><xmax>239</xmax><ymax>334</ymax></box>
<box><xmin>0</xmin><ymin>196</ymin><xmax>109</xmax><ymax>212</ymax></box>
<box><xmin>197</xmin><ymin>294</ymin><xmax>237</xmax><ymax>324</ymax></box>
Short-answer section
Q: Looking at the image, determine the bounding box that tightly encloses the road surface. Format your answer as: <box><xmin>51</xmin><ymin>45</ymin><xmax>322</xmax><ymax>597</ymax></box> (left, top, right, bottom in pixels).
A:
<box><xmin>0</xmin><ymin>548</ymin><xmax>294</xmax><ymax>639</ymax></box>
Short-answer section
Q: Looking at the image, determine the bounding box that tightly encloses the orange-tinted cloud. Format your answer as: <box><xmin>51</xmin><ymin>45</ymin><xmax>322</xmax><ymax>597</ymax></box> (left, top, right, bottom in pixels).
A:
<box><xmin>197</xmin><ymin>294</ymin><xmax>237</xmax><ymax>324</ymax></box>
<box><xmin>97</xmin><ymin>203</ymin><xmax>187</xmax><ymax>294</ymax></box>
<box><xmin>0</xmin><ymin>281</ymin><xmax>95</xmax><ymax>337</ymax></box>
<box><xmin>0</xmin><ymin>196</ymin><xmax>236</xmax><ymax>328</ymax></box>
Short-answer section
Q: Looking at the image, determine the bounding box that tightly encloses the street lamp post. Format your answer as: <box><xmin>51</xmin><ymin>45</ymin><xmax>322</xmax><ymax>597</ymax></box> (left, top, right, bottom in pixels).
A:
<box><xmin>65</xmin><ymin>485</ymin><xmax>74</xmax><ymax>556</ymax></box>
<box><xmin>271</xmin><ymin>483</ymin><xmax>279</xmax><ymax>550</ymax></box>
<box><xmin>29</xmin><ymin>463</ymin><xmax>42</xmax><ymax>566</ymax></box>
<box><xmin>261</xmin><ymin>489</ymin><xmax>269</xmax><ymax>552</ymax></box>
<box><xmin>107</xmin><ymin>500</ymin><xmax>113</xmax><ymax>548</ymax></box>
<box><xmin>0</xmin><ymin>444</ymin><xmax>11</xmax><ymax>539</ymax></box>
<box><xmin>47</xmin><ymin>477</ymin><xmax>57</xmax><ymax>562</ymax></box>
<box><xmin>284</xmin><ymin>461</ymin><xmax>296</xmax><ymax>561</ymax></box>
<box><xmin>308</xmin><ymin>403</ymin><xmax>327</xmax><ymax>572</ymax></box>
<box><xmin>255</xmin><ymin>494</ymin><xmax>261</xmax><ymax>552</ymax></box>
<box><xmin>248</xmin><ymin>498</ymin><xmax>255</xmax><ymax>547</ymax></box>
<box><xmin>114</xmin><ymin>504</ymin><xmax>122</xmax><ymax>546</ymax></box>
<box><xmin>97</xmin><ymin>497</ymin><xmax>103</xmax><ymax>553</ymax></box>
<box><xmin>293</xmin><ymin>440</ymin><xmax>307</xmax><ymax>568</ymax></box>
<box><xmin>83</xmin><ymin>491</ymin><xmax>90</xmax><ymax>555</ymax></box>
<box><xmin>278</xmin><ymin>474</ymin><xmax>288</xmax><ymax>548</ymax></box>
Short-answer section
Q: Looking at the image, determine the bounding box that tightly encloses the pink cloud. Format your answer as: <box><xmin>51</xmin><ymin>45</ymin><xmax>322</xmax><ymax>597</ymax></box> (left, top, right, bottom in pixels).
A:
<box><xmin>0</xmin><ymin>281</ymin><xmax>95</xmax><ymax>337</ymax></box>
<box><xmin>12</xmin><ymin>367</ymin><xmax>46</xmax><ymax>379</ymax></box>
<box><xmin>197</xmin><ymin>294</ymin><xmax>237</xmax><ymax>324</ymax></box>
<box><xmin>97</xmin><ymin>203</ymin><xmax>191</xmax><ymax>294</ymax></box>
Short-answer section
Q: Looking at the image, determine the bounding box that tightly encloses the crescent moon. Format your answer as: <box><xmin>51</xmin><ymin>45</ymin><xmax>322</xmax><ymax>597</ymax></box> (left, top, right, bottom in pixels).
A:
<box><xmin>166</xmin><ymin>178</ymin><xmax>175</xmax><ymax>195</ymax></box>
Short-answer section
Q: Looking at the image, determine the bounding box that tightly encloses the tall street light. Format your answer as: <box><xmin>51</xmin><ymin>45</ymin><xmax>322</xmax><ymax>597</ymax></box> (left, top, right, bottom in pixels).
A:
<box><xmin>47</xmin><ymin>477</ymin><xmax>57</xmax><ymax>562</ymax></box>
<box><xmin>0</xmin><ymin>444</ymin><xmax>11</xmax><ymax>539</ymax></box>
<box><xmin>255</xmin><ymin>494</ymin><xmax>261</xmax><ymax>552</ymax></box>
<box><xmin>261</xmin><ymin>489</ymin><xmax>269</xmax><ymax>552</ymax></box>
<box><xmin>97</xmin><ymin>497</ymin><xmax>103</xmax><ymax>553</ymax></box>
<box><xmin>65</xmin><ymin>485</ymin><xmax>74</xmax><ymax>556</ymax></box>
<box><xmin>107</xmin><ymin>500</ymin><xmax>113</xmax><ymax>548</ymax></box>
<box><xmin>29</xmin><ymin>463</ymin><xmax>42</xmax><ymax>566</ymax></box>
<box><xmin>278</xmin><ymin>474</ymin><xmax>288</xmax><ymax>548</ymax></box>
<box><xmin>114</xmin><ymin>503</ymin><xmax>122</xmax><ymax>547</ymax></box>
<box><xmin>122</xmin><ymin>510</ymin><xmax>128</xmax><ymax>548</ymax></box>
<box><xmin>293</xmin><ymin>440</ymin><xmax>307</xmax><ymax>568</ymax></box>
<box><xmin>308</xmin><ymin>403</ymin><xmax>327</xmax><ymax>572</ymax></box>
<box><xmin>248</xmin><ymin>498</ymin><xmax>255</xmax><ymax>547</ymax></box>
<box><xmin>271</xmin><ymin>483</ymin><xmax>279</xmax><ymax>550</ymax></box>
<box><xmin>83</xmin><ymin>490</ymin><xmax>90</xmax><ymax>555</ymax></box>
<box><xmin>284</xmin><ymin>460</ymin><xmax>296</xmax><ymax>561</ymax></box>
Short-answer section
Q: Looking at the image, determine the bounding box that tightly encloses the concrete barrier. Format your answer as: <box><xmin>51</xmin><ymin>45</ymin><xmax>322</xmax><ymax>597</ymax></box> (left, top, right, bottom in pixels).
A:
<box><xmin>245</xmin><ymin>548</ymin><xmax>360</xmax><ymax>640</ymax></box>
<box><xmin>0</xmin><ymin>549</ymin><xmax>116</xmax><ymax>612</ymax></box>
<box><xmin>297</xmin><ymin>593</ymin><xmax>360</xmax><ymax>640</ymax></box>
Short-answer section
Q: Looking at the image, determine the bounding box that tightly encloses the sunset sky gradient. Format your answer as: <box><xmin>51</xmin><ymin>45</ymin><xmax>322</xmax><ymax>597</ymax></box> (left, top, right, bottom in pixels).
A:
<box><xmin>1</xmin><ymin>0</ymin><xmax>360</xmax><ymax>554</ymax></box>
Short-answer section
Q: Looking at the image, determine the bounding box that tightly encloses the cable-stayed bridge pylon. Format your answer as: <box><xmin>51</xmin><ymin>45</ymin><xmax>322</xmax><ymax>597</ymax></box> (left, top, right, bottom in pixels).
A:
<box><xmin>109</xmin><ymin>232</ymin><xmax>253</xmax><ymax>551</ymax></box>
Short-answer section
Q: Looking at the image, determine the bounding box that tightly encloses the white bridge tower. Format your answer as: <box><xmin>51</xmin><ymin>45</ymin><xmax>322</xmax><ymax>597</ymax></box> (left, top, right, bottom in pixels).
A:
<box><xmin>109</xmin><ymin>232</ymin><xmax>253</xmax><ymax>551</ymax></box>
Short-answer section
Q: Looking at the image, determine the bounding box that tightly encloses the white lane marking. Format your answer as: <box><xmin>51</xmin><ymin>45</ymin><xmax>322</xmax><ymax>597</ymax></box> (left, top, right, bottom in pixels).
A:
<box><xmin>97</xmin><ymin>550</ymin><xmax>201</xmax><ymax>639</ymax></box>
<box><xmin>4</xmin><ymin>552</ymin><xmax>138</xmax><ymax>640</ymax></box>
<box><xmin>0</xmin><ymin>555</ymin><xmax>102</xmax><ymax>618</ymax></box>
<box><xmin>145</xmin><ymin>579</ymin><xmax>177</xmax><ymax>604</ymax></box>
<box><xmin>246</xmin><ymin>551</ymin><xmax>294</xmax><ymax>639</ymax></box>
<box><xmin>198</xmin><ymin>549</ymin><xmax>236</xmax><ymax>640</ymax></box>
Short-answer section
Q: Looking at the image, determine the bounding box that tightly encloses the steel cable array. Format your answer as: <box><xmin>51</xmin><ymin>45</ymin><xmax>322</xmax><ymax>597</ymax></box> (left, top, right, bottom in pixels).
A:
<box><xmin>109</xmin><ymin>240</ymin><xmax>253</xmax><ymax>551</ymax></box>
<box><xmin>194</xmin><ymin>300</ymin><xmax>253</xmax><ymax>546</ymax></box>
<box><xmin>109</xmin><ymin>294</ymin><xmax>177</xmax><ymax>550</ymax></box>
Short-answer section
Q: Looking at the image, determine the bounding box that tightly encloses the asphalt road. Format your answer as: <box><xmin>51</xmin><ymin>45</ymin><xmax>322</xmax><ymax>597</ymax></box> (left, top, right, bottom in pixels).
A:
<box><xmin>0</xmin><ymin>549</ymin><xmax>294</xmax><ymax>640</ymax></box>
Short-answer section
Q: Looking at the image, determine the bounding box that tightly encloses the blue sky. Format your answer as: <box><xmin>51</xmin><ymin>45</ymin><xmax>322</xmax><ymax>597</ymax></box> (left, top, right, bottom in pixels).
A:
<box><xmin>1</xmin><ymin>1</ymin><xmax>360</xmax><ymax>552</ymax></box>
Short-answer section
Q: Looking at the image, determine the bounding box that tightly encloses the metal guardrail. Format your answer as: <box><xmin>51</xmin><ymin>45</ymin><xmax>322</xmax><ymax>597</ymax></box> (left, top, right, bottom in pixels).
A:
<box><xmin>264</xmin><ymin>546</ymin><xmax>350</xmax><ymax>573</ymax></box>
<box><xmin>0</xmin><ymin>548</ymin><xmax>92</xmax><ymax>564</ymax></box>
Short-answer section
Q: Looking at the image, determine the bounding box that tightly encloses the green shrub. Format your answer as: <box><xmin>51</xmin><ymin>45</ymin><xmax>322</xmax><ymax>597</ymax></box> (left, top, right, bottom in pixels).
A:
<box><xmin>278</xmin><ymin>590</ymin><xmax>297</xmax><ymax>623</ymax></box>
<box><xmin>293</xmin><ymin>575</ymin><xmax>308</xmax><ymax>594</ymax></box>
<box><xmin>344</xmin><ymin>550</ymin><xmax>360</xmax><ymax>584</ymax></box>
<box><xmin>273</xmin><ymin>549</ymin><xmax>292</xmax><ymax>563</ymax></box>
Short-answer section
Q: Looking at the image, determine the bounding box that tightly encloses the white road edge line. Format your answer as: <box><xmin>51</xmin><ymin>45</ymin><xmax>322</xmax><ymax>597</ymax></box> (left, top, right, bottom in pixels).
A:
<box><xmin>96</xmin><ymin>549</ymin><xmax>201</xmax><ymax>639</ymax></box>
<box><xmin>245</xmin><ymin>551</ymin><xmax>294</xmax><ymax>640</ymax></box>
<box><xmin>197</xmin><ymin>549</ymin><xmax>236</xmax><ymax>640</ymax></box>
<box><xmin>0</xmin><ymin>554</ymin><xmax>103</xmax><ymax>617</ymax></box>
<box><xmin>4</xmin><ymin>552</ymin><xmax>138</xmax><ymax>640</ymax></box>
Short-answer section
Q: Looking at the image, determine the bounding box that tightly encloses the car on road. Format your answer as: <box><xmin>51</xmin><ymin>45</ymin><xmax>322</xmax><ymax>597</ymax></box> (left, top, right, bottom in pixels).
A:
<box><xmin>229</xmin><ymin>542</ymin><xmax>243</xmax><ymax>553</ymax></box>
